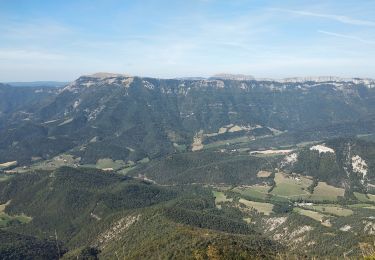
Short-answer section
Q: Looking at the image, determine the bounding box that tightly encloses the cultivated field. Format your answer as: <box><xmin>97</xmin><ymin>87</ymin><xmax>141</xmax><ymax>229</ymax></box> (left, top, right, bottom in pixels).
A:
<box><xmin>239</xmin><ymin>198</ymin><xmax>274</xmax><ymax>215</ymax></box>
<box><xmin>294</xmin><ymin>208</ymin><xmax>331</xmax><ymax>227</ymax></box>
<box><xmin>204</xmin><ymin>136</ymin><xmax>251</xmax><ymax>150</ymax></box>
<box><xmin>349</xmin><ymin>203</ymin><xmax>375</xmax><ymax>209</ymax></box>
<box><xmin>354</xmin><ymin>192</ymin><xmax>375</xmax><ymax>203</ymax></box>
<box><xmin>96</xmin><ymin>158</ymin><xmax>127</xmax><ymax>170</ymax></box>
<box><xmin>271</xmin><ymin>172</ymin><xmax>312</xmax><ymax>198</ymax></box>
<box><xmin>232</xmin><ymin>185</ymin><xmax>271</xmax><ymax>200</ymax></box>
<box><xmin>310</xmin><ymin>182</ymin><xmax>345</xmax><ymax>201</ymax></box>
<box><xmin>303</xmin><ymin>204</ymin><xmax>353</xmax><ymax>217</ymax></box>
<box><xmin>257</xmin><ymin>170</ymin><xmax>272</xmax><ymax>178</ymax></box>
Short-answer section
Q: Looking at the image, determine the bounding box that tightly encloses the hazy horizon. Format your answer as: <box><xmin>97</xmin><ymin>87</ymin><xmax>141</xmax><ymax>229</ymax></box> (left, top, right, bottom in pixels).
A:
<box><xmin>3</xmin><ymin>72</ymin><xmax>375</xmax><ymax>83</ymax></box>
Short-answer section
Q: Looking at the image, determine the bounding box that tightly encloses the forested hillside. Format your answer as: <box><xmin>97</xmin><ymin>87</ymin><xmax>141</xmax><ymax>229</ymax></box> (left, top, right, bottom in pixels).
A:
<box><xmin>1</xmin><ymin>75</ymin><xmax>375</xmax><ymax>165</ymax></box>
<box><xmin>1</xmin><ymin>75</ymin><xmax>375</xmax><ymax>259</ymax></box>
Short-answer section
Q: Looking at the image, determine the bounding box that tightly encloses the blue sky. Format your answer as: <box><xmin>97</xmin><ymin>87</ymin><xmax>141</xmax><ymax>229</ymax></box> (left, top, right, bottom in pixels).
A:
<box><xmin>0</xmin><ymin>0</ymin><xmax>375</xmax><ymax>81</ymax></box>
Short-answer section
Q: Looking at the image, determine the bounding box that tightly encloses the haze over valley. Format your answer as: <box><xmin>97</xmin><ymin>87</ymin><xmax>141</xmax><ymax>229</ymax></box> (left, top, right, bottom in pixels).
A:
<box><xmin>1</xmin><ymin>0</ymin><xmax>375</xmax><ymax>259</ymax></box>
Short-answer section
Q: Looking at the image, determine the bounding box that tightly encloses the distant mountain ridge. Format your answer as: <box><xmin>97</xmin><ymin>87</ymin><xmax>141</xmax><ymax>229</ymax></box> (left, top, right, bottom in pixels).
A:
<box><xmin>209</xmin><ymin>73</ymin><xmax>255</xmax><ymax>81</ymax></box>
<box><xmin>0</xmin><ymin>73</ymin><xmax>375</xmax><ymax>166</ymax></box>
<box><xmin>4</xmin><ymin>73</ymin><xmax>375</xmax><ymax>87</ymax></box>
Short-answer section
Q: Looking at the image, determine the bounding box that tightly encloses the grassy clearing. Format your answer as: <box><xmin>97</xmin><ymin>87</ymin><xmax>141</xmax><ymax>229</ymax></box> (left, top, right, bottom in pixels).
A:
<box><xmin>0</xmin><ymin>174</ymin><xmax>12</xmax><ymax>182</ymax></box>
<box><xmin>85</xmin><ymin>157</ymin><xmax>147</xmax><ymax>173</ymax></box>
<box><xmin>138</xmin><ymin>157</ymin><xmax>150</xmax><ymax>164</ymax></box>
<box><xmin>354</xmin><ymin>192</ymin><xmax>375</xmax><ymax>203</ymax></box>
<box><xmin>257</xmin><ymin>170</ymin><xmax>272</xmax><ymax>178</ymax></box>
<box><xmin>96</xmin><ymin>158</ymin><xmax>126</xmax><ymax>170</ymax></box>
<box><xmin>0</xmin><ymin>213</ymin><xmax>32</xmax><ymax>227</ymax></box>
<box><xmin>0</xmin><ymin>201</ymin><xmax>10</xmax><ymax>212</ymax></box>
<box><xmin>204</xmin><ymin>136</ymin><xmax>251</xmax><ymax>149</ymax></box>
<box><xmin>303</xmin><ymin>204</ymin><xmax>353</xmax><ymax>217</ymax></box>
<box><xmin>294</xmin><ymin>208</ymin><xmax>331</xmax><ymax>227</ymax></box>
<box><xmin>173</xmin><ymin>143</ymin><xmax>187</xmax><ymax>152</ymax></box>
<box><xmin>349</xmin><ymin>204</ymin><xmax>375</xmax><ymax>210</ymax></box>
<box><xmin>358</xmin><ymin>133</ymin><xmax>375</xmax><ymax>142</ymax></box>
<box><xmin>118</xmin><ymin>165</ymin><xmax>137</xmax><ymax>175</ymax></box>
<box><xmin>213</xmin><ymin>191</ymin><xmax>233</xmax><ymax>209</ymax></box>
<box><xmin>211</xmin><ymin>185</ymin><xmax>233</xmax><ymax>191</ymax></box>
<box><xmin>0</xmin><ymin>201</ymin><xmax>32</xmax><ymax>227</ymax></box>
<box><xmin>243</xmin><ymin>217</ymin><xmax>252</xmax><ymax>223</ymax></box>
<box><xmin>271</xmin><ymin>172</ymin><xmax>312</xmax><ymax>198</ymax></box>
<box><xmin>232</xmin><ymin>185</ymin><xmax>271</xmax><ymax>200</ymax></box>
<box><xmin>310</xmin><ymin>182</ymin><xmax>345</xmax><ymax>201</ymax></box>
<box><xmin>239</xmin><ymin>198</ymin><xmax>273</xmax><ymax>215</ymax></box>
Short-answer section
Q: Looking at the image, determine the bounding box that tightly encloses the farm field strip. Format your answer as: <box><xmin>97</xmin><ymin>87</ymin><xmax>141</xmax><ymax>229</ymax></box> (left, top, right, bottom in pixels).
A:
<box><xmin>239</xmin><ymin>198</ymin><xmax>274</xmax><ymax>215</ymax></box>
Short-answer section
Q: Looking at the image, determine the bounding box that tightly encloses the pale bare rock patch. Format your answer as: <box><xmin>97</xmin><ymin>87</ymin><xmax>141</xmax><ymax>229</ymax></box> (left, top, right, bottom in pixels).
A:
<box><xmin>257</xmin><ymin>170</ymin><xmax>272</xmax><ymax>178</ymax></box>
<box><xmin>106</xmin><ymin>78</ymin><xmax>117</xmax><ymax>84</ymax></box>
<box><xmin>0</xmin><ymin>200</ymin><xmax>11</xmax><ymax>212</ymax></box>
<box><xmin>58</xmin><ymin>118</ymin><xmax>73</xmax><ymax>126</ymax></box>
<box><xmin>310</xmin><ymin>144</ymin><xmax>335</xmax><ymax>154</ymax></box>
<box><xmin>215</xmin><ymin>80</ymin><xmax>225</xmax><ymax>88</ymax></box>
<box><xmin>352</xmin><ymin>155</ymin><xmax>368</xmax><ymax>182</ymax></box>
<box><xmin>250</xmin><ymin>149</ymin><xmax>293</xmax><ymax>155</ymax></box>
<box><xmin>281</xmin><ymin>153</ymin><xmax>298</xmax><ymax>167</ymax></box>
<box><xmin>0</xmin><ymin>161</ymin><xmax>17</xmax><ymax>168</ymax></box>
<box><xmin>192</xmin><ymin>131</ymin><xmax>204</xmax><ymax>151</ymax></box>
<box><xmin>95</xmin><ymin>214</ymin><xmax>141</xmax><ymax>249</ymax></box>
<box><xmin>122</xmin><ymin>77</ymin><xmax>134</xmax><ymax>88</ymax></box>
<box><xmin>142</xmin><ymin>80</ymin><xmax>155</xmax><ymax>90</ymax></box>
<box><xmin>340</xmin><ymin>225</ymin><xmax>352</xmax><ymax>232</ymax></box>
<box><xmin>86</xmin><ymin>105</ymin><xmax>105</xmax><ymax>121</ymax></box>
<box><xmin>263</xmin><ymin>217</ymin><xmax>287</xmax><ymax>232</ymax></box>
<box><xmin>43</xmin><ymin>119</ymin><xmax>59</xmax><ymax>124</ymax></box>
<box><xmin>87</xmin><ymin>72</ymin><xmax>130</xmax><ymax>79</ymax></box>
<box><xmin>228</xmin><ymin>125</ymin><xmax>243</xmax><ymax>133</ymax></box>
<box><xmin>272</xmin><ymin>225</ymin><xmax>314</xmax><ymax>249</ymax></box>
<box><xmin>267</xmin><ymin>127</ymin><xmax>283</xmax><ymax>135</ymax></box>
<box><xmin>364</xmin><ymin>221</ymin><xmax>375</xmax><ymax>235</ymax></box>
<box><xmin>126</xmin><ymin>147</ymin><xmax>135</xmax><ymax>152</ymax></box>
<box><xmin>73</xmin><ymin>99</ymin><xmax>81</xmax><ymax>109</ymax></box>
<box><xmin>218</xmin><ymin>127</ymin><xmax>227</xmax><ymax>134</ymax></box>
<box><xmin>204</xmin><ymin>133</ymin><xmax>219</xmax><ymax>137</ymax></box>
<box><xmin>90</xmin><ymin>212</ymin><xmax>101</xmax><ymax>221</ymax></box>
<box><xmin>290</xmin><ymin>225</ymin><xmax>314</xmax><ymax>238</ymax></box>
<box><xmin>82</xmin><ymin>81</ymin><xmax>95</xmax><ymax>88</ymax></box>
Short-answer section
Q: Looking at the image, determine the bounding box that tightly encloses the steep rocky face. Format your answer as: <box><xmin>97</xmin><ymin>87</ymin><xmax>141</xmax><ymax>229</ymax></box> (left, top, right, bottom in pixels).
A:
<box><xmin>281</xmin><ymin>138</ymin><xmax>375</xmax><ymax>191</ymax></box>
<box><xmin>1</xmin><ymin>75</ymin><xmax>375</xmax><ymax>165</ymax></box>
<box><xmin>44</xmin><ymin>74</ymin><xmax>375</xmax><ymax>131</ymax></box>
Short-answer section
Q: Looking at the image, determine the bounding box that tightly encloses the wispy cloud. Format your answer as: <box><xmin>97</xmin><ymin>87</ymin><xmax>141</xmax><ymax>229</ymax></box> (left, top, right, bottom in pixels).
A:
<box><xmin>0</xmin><ymin>20</ymin><xmax>73</xmax><ymax>40</ymax></box>
<box><xmin>318</xmin><ymin>30</ymin><xmax>375</xmax><ymax>44</ymax></box>
<box><xmin>278</xmin><ymin>9</ymin><xmax>375</xmax><ymax>27</ymax></box>
<box><xmin>0</xmin><ymin>49</ymin><xmax>67</xmax><ymax>60</ymax></box>
<box><xmin>1</xmin><ymin>1</ymin><xmax>375</xmax><ymax>80</ymax></box>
